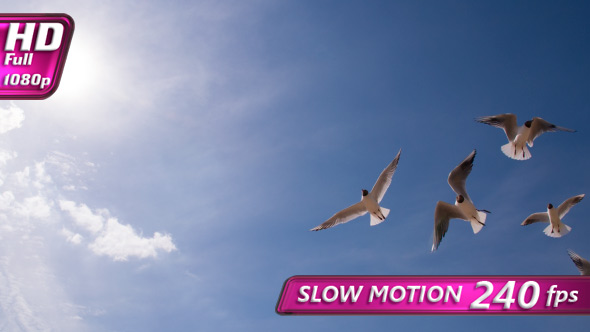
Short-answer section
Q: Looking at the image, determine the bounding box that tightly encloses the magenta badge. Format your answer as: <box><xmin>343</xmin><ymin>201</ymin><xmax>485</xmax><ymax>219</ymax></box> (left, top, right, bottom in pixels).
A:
<box><xmin>276</xmin><ymin>276</ymin><xmax>590</xmax><ymax>315</ymax></box>
<box><xmin>0</xmin><ymin>14</ymin><xmax>74</xmax><ymax>99</ymax></box>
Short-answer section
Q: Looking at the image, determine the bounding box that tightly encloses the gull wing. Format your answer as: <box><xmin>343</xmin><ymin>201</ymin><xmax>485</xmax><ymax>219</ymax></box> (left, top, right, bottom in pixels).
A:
<box><xmin>521</xmin><ymin>212</ymin><xmax>549</xmax><ymax>225</ymax></box>
<box><xmin>528</xmin><ymin>117</ymin><xmax>576</xmax><ymax>147</ymax></box>
<box><xmin>567</xmin><ymin>250</ymin><xmax>590</xmax><ymax>276</ymax></box>
<box><xmin>432</xmin><ymin>201</ymin><xmax>465</xmax><ymax>252</ymax></box>
<box><xmin>369</xmin><ymin>149</ymin><xmax>401</xmax><ymax>203</ymax></box>
<box><xmin>557</xmin><ymin>194</ymin><xmax>584</xmax><ymax>219</ymax></box>
<box><xmin>448</xmin><ymin>150</ymin><xmax>476</xmax><ymax>202</ymax></box>
<box><xmin>311</xmin><ymin>202</ymin><xmax>367</xmax><ymax>231</ymax></box>
<box><xmin>476</xmin><ymin>113</ymin><xmax>519</xmax><ymax>141</ymax></box>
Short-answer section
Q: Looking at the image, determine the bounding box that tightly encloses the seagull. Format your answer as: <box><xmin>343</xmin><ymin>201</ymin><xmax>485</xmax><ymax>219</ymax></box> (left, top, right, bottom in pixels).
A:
<box><xmin>432</xmin><ymin>150</ymin><xmax>489</xmax><ymax>251</ymax></box>
<box><xmin>476</xmin><ymin>114</ymin><xmax>575</xmax><ymax>160</ymax></box>
<box><xmin>521</xmin><ymin>194</ymin><xmax>584</xmax><ymax>238</ymax></box>
<box><xmin>311</xmin><ymin>149</ymin><xmax>401</xmax><ymax>231</ymax></box>
<box><xmin>567</xmin><ymin>250</ymin><xmax>590</xmax><ymax>276</ymax></box>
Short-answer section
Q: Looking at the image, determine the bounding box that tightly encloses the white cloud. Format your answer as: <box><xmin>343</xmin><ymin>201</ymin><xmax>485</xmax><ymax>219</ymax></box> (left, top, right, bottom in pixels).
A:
<box><xmin>59</xmin><ymin>200</ymin><xmax>105</xmax><ymax>234</ymax></box>
<box><xmin>0</xmin><ymin>149</ymin><xmax>17</xmax><ymax>186</ymax></box>
<box><xmin>60</xmin><ymin>200</ymin><xmax>177</xmax><ymax>261</ymax></box>
<box><xmin>13</xmin><ymin>166</ymin><xmax>29</xmax><ymax>183</ymax></box>
<box><xmin>0</xmin><ymin>191</ymin><xmax>15</xmax><ymax>211</ymax></box>
<box><xmin>13</xmin><ymin>162</ymin><xmax>52</xmax><ymax>190</ymax></box>
<box><xmin>61</xmin><ymin>228</ymin><xmax>83</xmax><ymax>245</ymax></box>
<box><xmin>89</xmin><ymin>218</ymin><xmax>177</xmax><ymax>261</ymax></box>
<box><xmin>62</xmin><ymin>185</ymin><xmax>77</xmax><ymax>191</ymax></box>
<box><xmin>34</xmin><ymin>162</ymin><xmax>52</xmax><ymax>187</ymax></box>
<box><xmin>14</xmin><ymin>195</ymin><xmax>53</xmax><ymax>220</ymax></box>
<box><xmin>0</xmin><ymin>149</ymin><xmax>17</xmax><ymax>165</ymax></box>
<box><xmin>0</xmin><ymin>103</ymin><xmax>25</xmax><ymax>134</ymax></box>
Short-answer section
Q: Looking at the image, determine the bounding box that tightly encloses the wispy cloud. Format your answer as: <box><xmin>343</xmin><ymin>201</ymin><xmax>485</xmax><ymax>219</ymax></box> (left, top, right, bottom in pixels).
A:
<box><xmin>0</xmin><ymin>239</ymin><xmax>87</xmax><ymax>332</ymax></box>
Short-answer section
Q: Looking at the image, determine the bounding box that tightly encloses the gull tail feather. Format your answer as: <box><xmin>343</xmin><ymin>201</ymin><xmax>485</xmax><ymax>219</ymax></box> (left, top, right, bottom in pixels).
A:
<box><xmin>501</xmin><ymin>142</ymin><xmax>531</xmax><ymax>160</ymax></box>
<box><xmin>543</xmin><ymin>223</ymin><xmax>571</xmax><ymax>238</ymax></box>
<box><xmin>470</xmin><ymin>211</ymin><xmax>487</xmax><ymax>234</ymax></box>
<box><xmin>370</xmin><ymin>207</ymin><xmax>390</xmax><ymax>226</ymax></box>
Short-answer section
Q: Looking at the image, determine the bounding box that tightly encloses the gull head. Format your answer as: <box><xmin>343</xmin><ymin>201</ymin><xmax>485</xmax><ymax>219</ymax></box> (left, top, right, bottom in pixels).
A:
<box><xmin>362</xmin><ymin>189</ymin><xmax>369</xmax><ymax>196</ymax></box>
<box><xmin>456</xmin><ymin>195</ymin><xmax>465</xmax><ymax>203</ymax></box>
<box><xmin>524</xmin><ymin>120</ymin><xmax>533</xmax><ymax>128</ymax></box>
<box><xmin>547</xmin><ymin>203</ymin><xmax>553</xmax><ymax>209</ymax></box>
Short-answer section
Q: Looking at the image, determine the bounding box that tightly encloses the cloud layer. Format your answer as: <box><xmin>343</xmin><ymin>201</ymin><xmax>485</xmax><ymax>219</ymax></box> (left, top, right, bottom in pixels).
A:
<box><xmin>0</xmin><ymin>103</ymin><xmax>177</xmax><ymax>262</ymax></box>
<box><xmin>0</xmin><ymin>102</ymin><xmax>177</xmax><ymax>330</ymax></box>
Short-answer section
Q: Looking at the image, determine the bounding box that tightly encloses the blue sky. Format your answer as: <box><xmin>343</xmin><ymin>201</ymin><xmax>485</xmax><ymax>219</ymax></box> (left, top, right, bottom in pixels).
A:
<box><xmin>0</xmin><ymin>0</ymin><xmax>589</xmax><ymax>331</ymax></box>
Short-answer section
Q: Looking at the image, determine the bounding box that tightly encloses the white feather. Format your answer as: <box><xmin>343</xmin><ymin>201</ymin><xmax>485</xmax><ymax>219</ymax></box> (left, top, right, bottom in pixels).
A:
<box><xmin>543</xmin><ymin>223</ymin><xmax>571</xmax><ymax>238</ymax></box>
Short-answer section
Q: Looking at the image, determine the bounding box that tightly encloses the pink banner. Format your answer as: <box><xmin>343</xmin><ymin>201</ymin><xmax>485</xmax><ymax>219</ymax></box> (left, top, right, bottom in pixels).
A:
<box><xmin>276</xmin><ymin>276</ymin><xmax>590</xmax><ymax>315</ymax></box>
<box><xmin>0</xmin><ymin>14</ymin><xmax>74</xmax><ymax>99</ymax></box>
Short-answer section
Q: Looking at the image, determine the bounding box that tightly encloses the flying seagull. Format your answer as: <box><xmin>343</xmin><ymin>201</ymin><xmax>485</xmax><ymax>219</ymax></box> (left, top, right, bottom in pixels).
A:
<box><xmin>432</xmin><ymin>150</ymin><xmax>489</xmax><ymax>252</ymax></box>
<box><xmin>476</xmin><ymin>113</ymin><xmax>575</xmax><ymax>160</ymax></box>
<box><xmin>311</xmin><ymin>149</ymin><xmax>401</xmax><ymax>231</ymax></box>
<box><xmin>567</xmin><ymin>250</ymin><xmax>590</xmax><ymax>276</ymax></box>
<box><xmin>521</xmin><ymin>194</ymin><xmax>584</xmax><ymax>238</ymax></box>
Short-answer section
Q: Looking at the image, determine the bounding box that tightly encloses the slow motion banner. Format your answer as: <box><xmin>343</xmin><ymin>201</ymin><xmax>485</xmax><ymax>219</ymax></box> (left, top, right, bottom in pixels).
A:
<box><xmin>277</xmin><ymin>276</ymin><xmax>590</xmax><ymax>315</ymax></box>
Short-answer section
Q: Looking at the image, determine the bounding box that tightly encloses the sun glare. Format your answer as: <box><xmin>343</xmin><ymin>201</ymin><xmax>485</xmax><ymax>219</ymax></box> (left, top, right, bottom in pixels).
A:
<box><xmin>56</xmin><ymin>36</ymin><xmax>102</xmax><ymax>101</ymax></box>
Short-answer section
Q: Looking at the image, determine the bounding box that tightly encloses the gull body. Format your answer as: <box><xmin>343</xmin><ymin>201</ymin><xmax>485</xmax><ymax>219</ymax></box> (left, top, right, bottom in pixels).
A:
<box><xmin>476</xmin><ymin>113</ymin><xmax>575</xmax><ymax>160</ymax></box>
<box><xmin>547</xmin><ymin>203</ymin><xmax>563</xmax><ymax>236</ymax></box>
<box><xmin>511</xmin><ymin>123</ymin><xmax>532</xmax><ymax>160</ymax></box>
<box><xmin>311</xmin><ymin>149</ymin><xmax>401</xmax><ymax>231</ymax></box>
<box><xmin>432</xmin><ymin>150</ymin><xmax>489</xmax><ymax>251</ymax></box>
<box><xmin>521</xmin><ymin>194</ymin><xmax>584</xmax><ymax>238</ymax></box>
<box><xmin>361</xmin><ymin>189</ymin><xmax>387</xmax><ymax>224</ymax></box>
<box><xmin>455</xmin><ymin>195</ymin><xmax>485</xmax><ymax>228</ymax></box>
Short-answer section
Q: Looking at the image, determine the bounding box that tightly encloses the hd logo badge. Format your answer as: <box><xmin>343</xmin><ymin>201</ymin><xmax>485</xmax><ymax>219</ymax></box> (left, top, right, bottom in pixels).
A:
<box><xmin>0</xmin><ymin>14</ymin><xmax>74</xmax><ymax>99</ymax></box>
